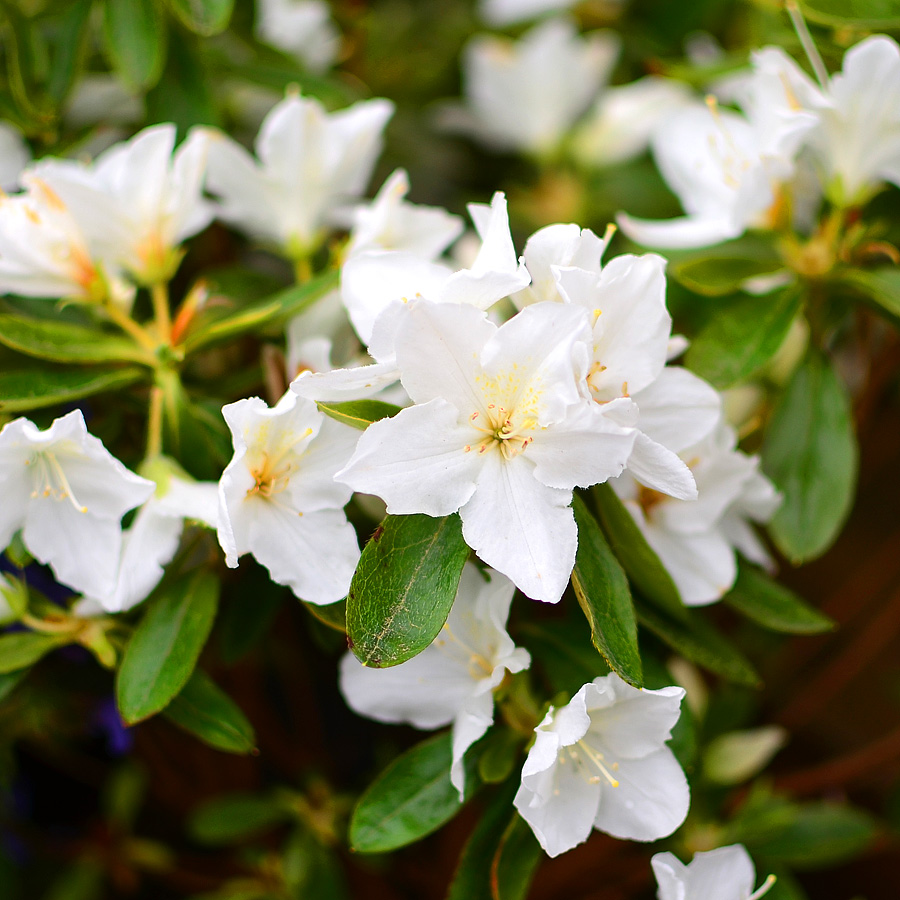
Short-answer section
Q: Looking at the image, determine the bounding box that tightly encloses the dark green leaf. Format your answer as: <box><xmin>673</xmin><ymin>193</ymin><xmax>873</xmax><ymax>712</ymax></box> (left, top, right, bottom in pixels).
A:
<box><xmin>0</xmin><ymin>670</ymin><xmax>26</xmax><ymax>703</ymax></box>
<box><xmin>347</xmin><ymin>514</ymin><xmax>470</xmax><ymax>668</ymax></box>
<box><xmin>492</xmin><ymin>814</ymin><xmax>542</xmax><ymax>900</ymax></box>
<box><xmin>672</xmin><ymin>257</ymin><xmax>785</xmax><ymax>297</ymax></box>
<box><xmin>519</xmin><ymin>618</ymin><xmax>609</xmax><ymax>697</ymax></box>
<box><xmin>838</xmin><ymin>266</ymin><xmax>900</xmax><ymax>321</ymax></box>
<box><xmin>637</xmin><ymin>603</ymin><xmax>762</xmax><ymax>687</ymax></box>
<box><xmin>591</xmin><ymin>484</ymin><xmax>685</xmax><ymax>620</ymax></box>
<box><xmin>571</xmin><ymin>495</ymin><xmax>642</xmax><ymax>687</ymax></box>
<box><xmin>0</xmin><ymin>367</ymin><xmax>146</xmax><ymax>413</ymax></box>
<box><xmin>282</xmin><ymin>829</ymin><xmax>348</xmax><ymax>900</ymax></box>
<box><xmin>182</xmin><ymin>271</ymin><xmax>339</xmax><ymax>353</ymax></box>
<box><xmin>45</xmin><ymin>0</ymin><xmax>93</xmax><ymax>103</ymax></box>
<box><xmin>318</xmin><ymin>400</ymin><xmax>403</xmax><ymax>431</ymax></box>
<box><xmin>763</xmin><ymin>351</ymin><xmax>858</xmax><ymax>563</ymax></box>
<box><xmin>350</xmin><ymin>732</ymin><xmax>463</xmax><ymax>853</ymax></box>
<box><xmin>102</xmin><ymin>0</ymin><xmax>166</xmax><ymax>90</ymax></box>
<box><xmin>117</xmin><ymin>572</ymin><xmax>219</xmax><ymax>724</ymax></box>
<box><xmin>303</xmin><ymin>599</ymin><xmax>346</xmax><ymax>632</ymax></box>
<box><xmin>723</xmin><ymin>564</ymin><xmax>834</xmax><ymax>634</ymax></box>
<box><xmin>800</xmin><ymin>0</ymin><xmax>900</xmax><ymax>28</ymax></box>
<box><xmin>167</xmin><ymin>0</ymin><xmax>234</xmax><ymax>36</ymax></box>
<box><xmin>0</xmin><ymin>314</ymin><xmax>151</xmax><ymax>364</ymax></box>
<box><xmin>0</xmin><ymin>631</ymin><xmax>70</xmax><ymax>674</ymax></box>
<box><xmin>163</xmin><ymin>670</ymin><xmax>256</xmax><ymax>754</ymax></box>
<box><xmin>475</xmin><ymin>729</ymin><xmax>523</xmax><ymax>786</ymax></box>
<box><xmin>219</xmin><ymin>577</ymin><xmax>284</xmax><ymax>663</ymax></box>
<box><xmin>685</xmin><ymin>288</ymin><xmax>803</xmax><ymax>389</ymax></box>
<box><xmin>189</xmin><ymin>793</ymin><xmax>290</xmax><ymax>844</ymax></box>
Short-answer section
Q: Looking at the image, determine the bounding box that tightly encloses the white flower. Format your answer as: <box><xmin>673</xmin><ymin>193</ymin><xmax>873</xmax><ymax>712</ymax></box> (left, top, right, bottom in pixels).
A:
<box><xmin>32</xmin><ymin>124</ymin><xmax>213</xmax><ymax>284</ymax></box>
<box><xmin>0</xmin><ymin>411</ymin><xmax>155</xmax><ymax>599</ymax></box>
<box><xmin>340</xmin><ymin>563</ymin><xmax>530</xmax><ymax>797</ymax></box>
<box><xmin>514</xmin><ymin>673</ymin><xmax>689</xmax><ymax>857</ymax></box>
<box><xmin>0</xmin><ymin>123</ymin><xmax>29</xmax><ymax>191</ymax></box>
<box><xmin>445</xmin><ymin>19</ymin><xmax>620</xmax><ymax>158</ymax></box>
<box><xmin>255</xmin><ymin>0</ymin><xmax>340</xmax><ymax>73</ymax></box>
<box><xmin>205</xmin><ymin>94</ymin><xmax>393</xmax><ymax>258</ymax></box>
<box><xmin>611</xmin><ymin>421</ymin><xmax>780</xmax><ymax>605</ymax></box>
<box><xmin>652</xmin><ymin>844</ymin><xmax>776</xmax><ymax>900</ymax></box>
<box><xmin>217</xmin><ymin>391</ymin><xmax>360</xmax><ymax>605</ymax></box>
<box><xmin>479</xmin><ymin>0</ymin><xmax>579</xmax><ymax>26</ymax></box>
<box><xmin>342</xmin><ymin>168</ymin><xmax>464</xmax><ymax>261</ymax></box>
<box><xmin>336</xmin><ymin>299</ymin><xmax>637</xmax><ymax>604</ymax></box>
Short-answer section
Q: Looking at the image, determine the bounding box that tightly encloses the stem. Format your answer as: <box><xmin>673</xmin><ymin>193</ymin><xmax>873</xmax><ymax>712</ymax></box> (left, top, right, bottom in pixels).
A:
<box><xmin>102</xmin><ymin>300</ymin><xmax>158</xmax><ymax>353</ymax></box>
<box><xmin>151</xmin><ymin>281</ymin><xmax>172</xmax><ymax>345</ymax></box>
<box><xmin>293</xmin><ymin>255</ymin><xmax>312</xmax><ymax>285</ymax></box>
<box><xmin>146</xmin><ymin>386</ymin><xmax>164</xmax><ymax>460</ymax></box>
<box><xmin>21</xmin><ymin>612</ymin><xmax>80</xmax><ymax>635</ymax></box>
<box><xmin>786</xmin><ymin>0</ymin><xmax>830</xmax><ymax>90</ymax></box>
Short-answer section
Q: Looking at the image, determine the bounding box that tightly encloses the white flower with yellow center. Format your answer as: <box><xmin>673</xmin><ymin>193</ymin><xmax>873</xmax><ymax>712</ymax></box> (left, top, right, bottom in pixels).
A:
<box><xmin>0</xmin><ymin>411</ymin><xmax>155</xmax><ymax>599</ymax></box>
<box><xmin>339</xmin><ymin>563</ymin><xmax>530</xmax><ymax>797</ymax></box>
<box><xmin>514</xmin><ymin>673</ymin><xmax>689</xmax><ymax>857</ymax></box>
<box><xmin>652</xmin><ymin>844</ymin><xmax>776</xmax><ymax>900</ymax></box>
<box><xmin>336</xmin><ymin>299</ymin><xmax>637</xmax><ymax>604</ymax></box>
<box><xmin>217</xmin><ymin>391</ymin><xmax>360</xmax><ymax>605</ymax></box>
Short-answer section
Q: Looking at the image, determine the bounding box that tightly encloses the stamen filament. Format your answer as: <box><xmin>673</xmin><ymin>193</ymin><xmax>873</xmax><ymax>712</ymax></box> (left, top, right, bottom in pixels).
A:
<box><xmin>748</xmin><ymin>875</ymin><xmax>777</xmax><ymax>900</ymax></box>
<box><xmin>577</xmin><ymin>740</ymin><xmax>619</xmax><ymax>787</ymax></box>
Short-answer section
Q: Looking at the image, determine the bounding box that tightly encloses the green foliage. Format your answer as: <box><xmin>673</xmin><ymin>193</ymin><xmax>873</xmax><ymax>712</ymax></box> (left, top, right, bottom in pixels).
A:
<box><xmin>799</xmin><ymin>0</ymin><xmax>900</xmax><ymax>28</ymax></box>
<box><xmin>101</xmin><ymin>0</ymin><xmax>167</xmax><ymax>91</ymax></box>
<box><xmin>0</xmin><ymin>632</ymin><xmax>69</xmax><ymax>674</ymax></box>
<box><xmin>0</xmin><ymin>366</ymin><xmax>146</xmax><ymax>413</ymax></box>
<box><xmin>346</xmin><ymin>514</ymin><xmax>469</xmax><ymax>667</ymax></box>
<box><xmin>318</xmin><ymin>400</ymin><xmax>403</xmax><ymax>430</ymax></box>
<box><xmin>167</xmin><ymin>0</ymin><xmax>235</xmax><ymax>36</ymax></box>
<box><xmin>189</xmin><ymin>793</ymin><xmax>291</xmax><ymax>844</ymax></box>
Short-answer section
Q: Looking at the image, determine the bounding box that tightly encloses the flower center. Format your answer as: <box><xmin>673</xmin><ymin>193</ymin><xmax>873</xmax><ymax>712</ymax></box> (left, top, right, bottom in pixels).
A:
<box><xmin>26</xmin><ymin>452</ymin><xmax>88</xmax><ymax>513</ymax></box>
<box><xmin>557</xmin><ymin>739</ymin><xmax>620</xmax><ymax>788</ymax></box>
<box><xmin>246</xmin><ymin>427</ymin><xmax>313</xmax><ymax>501</ymax></box>
<box><xmin>465</xmin><ymin>404</ymin><xmax>537</xmax><ymax>460</ymax></box>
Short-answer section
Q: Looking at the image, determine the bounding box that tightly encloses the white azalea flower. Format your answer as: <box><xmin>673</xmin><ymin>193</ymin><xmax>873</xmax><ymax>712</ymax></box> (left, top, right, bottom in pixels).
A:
<box><xmin>444</xmin><ymin>19</ymin><xmax>620</xmax><ymax>158</ymax></box>
<box><xmin>32</xmin><ymin>124</ymin><xmax>213</xmax><ymax>284</ymax></box>
<box><xmin>205</xmin><ymin>94</ymin><xmax>393</xmax><ymax>259</ymax></box>
<box><xmin>0</xmin><ymin>411</ymin><xmax>155</xmax><ymax>599</ymax></box>
<box><xmin>514</xmin><ymin>673</ymin><xmax>689</xmax><ymax>857</ymax></box>
<box><xmin>0</xmin><ymin>123</ymin><xmax>29</xmax><ymax>191</ymax></box>
<box><xmin>479</xmin><ymin>0</ymin><xmax>579</xmax><ymax>26</ymax></box>
<box><xmin>255</xmin><ymin>0</ymin><xmax>340</xmax><ymax>73</ymax></box>
<box><xmin>339</xmin><ymin>563</ymin><xmax>530</xmax><ymax>797</ymax></box>
<box><xmin>611</xmin><ymin>421</ymin><xmax>780</xmax><ymax>605</ymax></box>
<box><xmin>217</xmin><ymin>391</ymin><xmax>360</xmax><ymax>605</ymax></box>
<box><xmin>652</xmin><ymin>844</ymin><xmax>776</xmax><ymax>900</ymax></box>
<box><xmin>342</xmin><ymin>168</ymin><xmax>464</xmax><ymax>261</ymax></box>
<box><xmin>336</xmin><ymin>300</ymin><xmax>637</xmax><ymax>604</ymax></box>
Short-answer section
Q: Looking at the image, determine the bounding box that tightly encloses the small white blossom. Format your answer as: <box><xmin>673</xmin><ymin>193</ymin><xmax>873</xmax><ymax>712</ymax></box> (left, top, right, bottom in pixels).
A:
<box><xmin>340</xmin><ymin>563</ymin><xmax>530</xmax><ymax>796</ymax></box>
<box><xmin>652</xmin><ymin>844</ymin><xmax>776</xmax><ymax>900</ymax></box>
<box><xmin>479</xmin><ymin>0</ymin><xmax>579</xmax><ymax>26</ymax></box>
<box><xmin>255</xmin><ymin>0</ymin><xmax>340</xmax><ymax>73</ymax></box>
<box><xmin>0</xmin><ymin>411</ymin><xmax>155</xmax><ymax>599</ymax></box>
<box><xmin>515</xmin><ymin>673</ymin><xmax>689</xmax><ymax>857</ymax></box>
<box><xmin>217</xmin><ymin>391</ymin><xmax>360</xmax><ymax>605</ymax></box>
<box><xmin>0</xmin><ymin>123</ymin><xmax>29</xmax><ymax>191</ymax></box>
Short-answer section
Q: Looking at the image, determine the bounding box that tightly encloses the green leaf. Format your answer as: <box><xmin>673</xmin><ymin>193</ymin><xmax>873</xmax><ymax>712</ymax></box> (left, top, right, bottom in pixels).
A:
<box><xmin>838</xmin><ymin>266</ymin><xmax>900</xmax><ymax>321</ymax></box>
<box><xmin>117</xmin><ymin>572</ymin><xmax>220</xmax><ymax>724</ymax></box>
<box><xmin>492</xmin><ymin>814</ymin><xmax>542</xmax><ymax>900</ymax></box>
<box><xmin>163</xmin><ymin>670</ymin><xmax>256</xmax><ymax>754</ymax></box>
<box><xmin>167</xmin><ymin>0</ymin><xmax>234</xmax><ymax>35</ymax></box>
<box><xmin>591</xmin><ymin>483</ymin><xmax>685</xmax><ymax>620</ymax></box>
<box><xmin>347</xmin><ymin>514</ymin><xmax>470</xmax><ymax>668</ymax></box>
<box><xmin>571</xmin><ymin>495</ymin><xmax>642</xmax><ymax>687</ymax></box>
<box><xmin>672</xmin><ymin>257</ymin><xmax>785</xmax><ymax>297</ymax></box>
<box><xmin>189</xmin><ymin>793</ymin><xmax>290</xmax><ymax>844</ymax></box>
<box><xmin>685</xmin><ymin>288</ymin><xmax>803</xmax><ymax>389</ymax></box>
<box><xmin>475</xmin><ymin>729</ymin><xmax>523</xmax><ymax>786</ymax></box>
<box><xmin>45</xmin><ymin>0</ymin><xmax>93</xmax><ymax>104</ymax></box>
<box><xmin>723</xmin><ymin>564</ymin><xmax>835</xmax><ymax>634</ymax></box>
<box><xmin>282</xmin><ymin>829</ymin><xmax>348</xmax><ymax>900</ymax></box>
<box><xmin>637</xmin><ymin>603</ymin><xmax>762</xmax><ymax>687</ymax></box>
<box><xmin>0</xmin><ymin>367</ymin><xmax>146</xmax><ymax>413</ymax></box>
<box><xmin>219</xmin><ymin>582</ymin><xmax>284</xmax><ymax>664</ymax></box>
<box><xmin>800</xmin><ymin>0</ymin><xmax>900</xmax><ymax>28</ymax></box>
<box><xmin>0</xmin><ymin>631</ymin><xmax>70</xmax><ymax>674</ymax></box>
<box><xmin>763</xmin><ymin>351</ymin><xmax>858</xmax><ymax>563</ymax></box>
<box><xmin>183</xmin><ymin>271</ymin><xmax>339</xmax><ymax>354</ymax></box>
<box><xmin>350</xmin><ymin>732</ymin><xmax>463</xmax><ymax>853</ymax></box>
<box><xmin>318</xmin><ymin>400</ymin><xmax>403</xmax><ymax>431</ymax></box>
<box><xmin>518</xmin><ymin>618</ymin><xmax>610</xmax><ymax>698</ymax></box>
<box><xmin>303</xmin><ymin>599</ymin><xmax>346</xmax><ymax>632</ymax></box>
<box><xmin>0</xmin><ymin>670</ymin><xmax>26</xmax><ymax>703</ymax></box>
<box><xmin>102</xmin><ymin>0</ymin><xmax>166</xmax><ymax>90</ymax></box>
<box><xmin>0</xmin><ymin>314</ymin><xmax>152</xmax><ymax>364</ymax></box>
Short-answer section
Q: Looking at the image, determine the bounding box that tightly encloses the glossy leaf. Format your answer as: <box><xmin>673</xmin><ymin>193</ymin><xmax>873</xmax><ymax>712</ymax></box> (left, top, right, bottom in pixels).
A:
<box><xmin>350</xmin><ymin>732</ymin><xmax>463</xmax><ymax>853</ymax></box>
<box><xmin>591</xmin><ymin>484</ymin><xmax>685</xmax><ymax>620</ymax></box>
<box><xmin>763</xmin><ymin>351</ymin><xmax>858</xmax><ymax>563</ymax></box>
<box><xmin>672</xmin><ymin>256</ymin><xmax>785</xmax><ymax>297</ymax></box>
<box><xmin>189</xmin><ymin>793</ymin><xmax>289</xmax><ymax>844</ymax></box>
<box><xmin>347</xmin><ymin>514</ymin><xmax>470</xmax><ymax>668</ymax></box>
<box><xmin>800</xmin><ymin>0</ymin><xmax>900</xmax><ymax>28</ymax></box>
<box><xmin>492</xmin><ymin>814</ymin><xmax>542</xmax><ymax>900</ymax></box>
<box><xmin>839</xmin><ymin>266</ymin><xmax>900</xmax><ymax>321</ymax></box>
<box><xmin>303</xmin><ymin>599</ymin><xmax>346</xmax><ymax>632</ymax></box>
<box><xmin>117</xmin><ymin>572</ymin><xmax>220</xmax><ymax>724</ymax></box>
<box><xmin>571</xmin><ymin>495</ymin><xmax>642</xmax><ymax>687</ymax></box>
<box><xmin>723</xmin><ymin>564</ymin><xmax>834</xmax><ymax>634</ymax></box>
<box><xmin>102</xmin><ymin>0</ymin><xmax>166</xmax><ymax>90</ymax></box>
<box><xmin>0</xmin><ymin>632</ymin><xmax>69</xmax><ymax>674</ymax></box>
<box><xmin>167</xmin><ymin>0</ymin><xmax>235</xmax><ymax>36</ymax></box>
<box><xmin>0</xmin><ymin>367</ymin><xmax>146</xmax><ymax>413</ymax></box>
<box><xmin>318</xmin><ymin>400</ymin><xmax>403</xmax><ymax>431</ymax></box>
<box><xmin>685</xmin><ymin>288</ymin><xmax>802</xmax><ymax>389</ymax></box>
<box><xmin>163</xmin><ymin>670</ymin><xmax>256</xmax><ymax>754</ymax></box>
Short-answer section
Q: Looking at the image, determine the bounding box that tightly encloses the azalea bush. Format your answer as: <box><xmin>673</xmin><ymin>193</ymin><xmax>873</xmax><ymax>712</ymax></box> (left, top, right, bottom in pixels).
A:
<box><xmin>1</xmin><ymin>0</ymin><xmax>899</xmax><ymax>898</ymax></box>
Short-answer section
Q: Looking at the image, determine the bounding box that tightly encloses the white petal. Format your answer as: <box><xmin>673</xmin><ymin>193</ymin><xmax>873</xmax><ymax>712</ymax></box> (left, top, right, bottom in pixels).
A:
<box><xmin>681</xmin><ymin>844</ymin><xmax>756</xmax><ymax>900</ymax></box>
<box><xmin>450</xmin><ymin>691</ymin><xmax>495</xmax><ymax>798</ymax></box>
<box><xmin>627</xmin><ymin>433</ymin><xmax>697</xmax><ymax>500</ymax></box>
<box><xmin>290</xmin><ymin>361</ymin><xmax>401</xmax><ymax>401</ymax></box>
<box><xmin>646</xmin><ymin>527</ymin><xmax>737</xmax><ymax>606</ymax></box>
<box><xmin>616</xmin><ymin>212</ymin><xmax>742</xmax><ymax>250</ymax></box>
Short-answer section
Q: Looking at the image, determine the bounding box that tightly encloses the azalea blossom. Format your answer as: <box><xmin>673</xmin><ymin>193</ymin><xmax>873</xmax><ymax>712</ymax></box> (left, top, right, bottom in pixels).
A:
<box><xmin>336</xmin><ymin>299</ymin><xmax>637</xmax><ymax>604</ymax></box>
<box><xmin>514</xmin><ymin>673</ymin><xmax>689</xmax><ymax>857</ymax></box>
<box><xmin>0</xmin><ymin>122</ymin><xmax>29</xmax><ymax>191</ymax></box>
<box><xmin>479</xmin><ymin>0</ymin><xmax>579</xmax><ymax>26</ymax></box>
<box><xmin>217</xmin><ymin>391</ymin><xmax>360</xmax><ymax>605</ymax></box>
<box><xmin>443</xmin><ymin>19</ymin><xmax>620</xmax><ymax>158</ymax></box>
<box><xmin>205</xmin><ymin>93</ymin><xmax>393</xmax><ymax>259</ymax></box>
<box><xmin>610</xmin><ymin>421</ymin><xmax>780</xmax><ymax>605</ymax></box>
<box><xmin>255</xmin><ymin>0</ymin><xmax>340</xmax><ymax>73</ymax></box>
<box><xmin>652</xmin><ymin>844</ymin><xmax>776</xmax><ymax>900</ymax></box>
<box><xmin>339</xmin><ymin>563</ymin><xmax>530</xmax><ymax>797</ymax></box>
<box><xmin>0</xmin><ymin>411</ymin><xmax>155</xmax><ymax>599</ymax></box>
